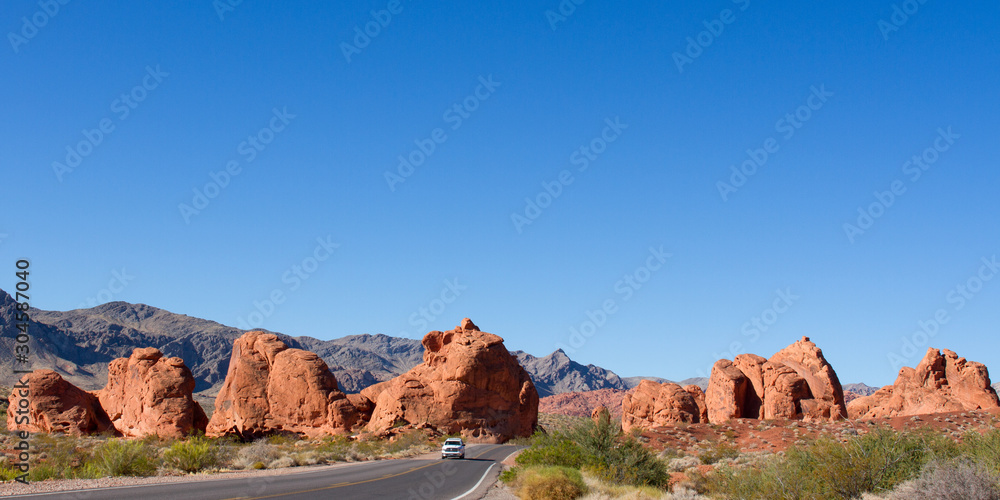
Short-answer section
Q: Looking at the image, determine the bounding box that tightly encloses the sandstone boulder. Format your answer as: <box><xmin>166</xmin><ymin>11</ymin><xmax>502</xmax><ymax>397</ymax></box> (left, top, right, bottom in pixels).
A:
<box><xmin>684</xmin><ymin>384</ymin><xmax>709</xmax><ymax>423</ymax></box>
<box><xmin>206</xmin><ymin>331</ymin><xmax>358</xmax><ymax>438</ymax></box>
<box><xmin>733</xmin><ymin>354</ymin><xmax>767</xmax><ymax>419</ymax></box>
<box><xmin>770</xmin><ymin>336</ymin><xmax>847</xmax><ymax>420</ymax></box>
<box><xmin>848</xmin><ymin>348</ymin><xmax>1000</xmax><ymax>419</ymax></box>
<box><xmin>762</xmin><ymin>361</ymin><xmax>810</xmax><ymax>420</ymax></box>
<box><xmin>706</xmin><ymin>359</ymin><xmax>749</xmax><ymax>423</ymax></box>
<box><xmin>96</xmin><ymin>348</ymin><xmax>207</xmax><ymax>438</ymax></box>
<box><xmin>706</xmin><ymin>337</ymin><xmax>846</xmax><ymax>423</ymax></box>
<box><xmin>364</xmin><ymin>318</ymin><xmax>538</xmax><ymax>443</ymax></box>
<box><xmin>622</xmin><ymin>380</ymin><xmax>703</xmax><ymax>432</ymax></box>
<box><xmin>6</xmin><ymin>370</ymin><xmax>112</xmax><ymax>435</ymax></box>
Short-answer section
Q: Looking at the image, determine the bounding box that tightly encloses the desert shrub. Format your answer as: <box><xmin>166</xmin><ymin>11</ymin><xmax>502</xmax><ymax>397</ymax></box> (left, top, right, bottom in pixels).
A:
<box><xmin>232</xmin><ymin>440</ymin><xmax>282</xmax><ymax>470</ymax></box>
<box><xmin>265</xmin><ymin>432</ymin><xmax>299</xmax><ymax>446</ymax></box>
<box><xmin>0</xmin><ymin>463</ymin><xmax>23</xmax><ymax>482</ymax></box>
<box><xmin>87</xmin><ymin>439</ymin><xmax>158</xmax><ymax>477</ymax></box>
<box><xmin>885</xmin><ymin>458</ymin><xmax>1000</xmax><ymax>500</ymax></box>
<box><xmin>516</xmin><ymin>434</ymin><xmax>588</xmax><ymax>469</ymax></box>
<box><xmin>699</xmin><ymin>441</ymin><xmax>741</xmax><ymax>464</ymax></box>
<box><xmin>707</xmin><ymin>427</ymin><xmax>955</xmax><ymax>499</ymax></box>
<box><xmin>163</xmin><ymin>437</ymin><xmax>224</xmax><ymax>473</ymax></box>
<box><xmin>959</xmin><ymin>428</ymin><xmax>1000</xmax><ymax>472</ymax></box>
<box><xmin>384</xmin><ymin>430</ymin><xmax>433</xmax><ymax>455</ymax></box>
<box><xmin>513</xmin><ymin>465</ymin><xmax>587</xmax><ymax>500</ymax></box>
<box><xmin>515</xmin><ymin>412</ymin><xmax>668</xmax><ymax>489</ymax></box>
<box><xmin>572</xmin><ymin>413</ymin><xmax>669</xmax><ymax>488</ymax></box>
<box><xmin>584</xmin><ymin>438</ymin><xmax>670</xmax><ymax>489</ymax></box>
<box><xmin>267</xmin><ymin>456</ymin><xmax>296</xmax><ymax>469</ymax></box>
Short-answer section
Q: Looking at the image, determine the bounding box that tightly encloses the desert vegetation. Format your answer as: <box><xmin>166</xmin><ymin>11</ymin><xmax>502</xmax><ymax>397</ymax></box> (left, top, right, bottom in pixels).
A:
<box><xmin>0</xmin><ymin>429</ymin><xmax>436</xmax><ymax>482</ymax></box>
<box><xmin>503</xmin><ymin>413</ymin><xmax>1000</xmax><ymax>500</ymax></box>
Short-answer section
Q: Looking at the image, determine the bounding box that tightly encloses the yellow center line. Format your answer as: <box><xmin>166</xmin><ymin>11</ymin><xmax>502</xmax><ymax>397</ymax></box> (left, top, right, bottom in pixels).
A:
<box><xmin>222</xmin><ymin>445</ymin><xmax>503</xmax><ymax>500</ymax></box>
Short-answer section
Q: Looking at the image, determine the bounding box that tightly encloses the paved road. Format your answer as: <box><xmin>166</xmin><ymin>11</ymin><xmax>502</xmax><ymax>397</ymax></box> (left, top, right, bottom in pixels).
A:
<box><xmin>10</xmin><ymin>444</ymin><xmax>520</xmax><ymax>500</ymax></box>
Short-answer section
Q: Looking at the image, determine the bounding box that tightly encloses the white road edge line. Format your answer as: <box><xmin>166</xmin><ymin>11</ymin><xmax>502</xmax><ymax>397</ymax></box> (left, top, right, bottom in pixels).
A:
<box><xmin>450</xmin><ymin>463</ymin><xmax>495</xmax><ymax>500</ymax></box>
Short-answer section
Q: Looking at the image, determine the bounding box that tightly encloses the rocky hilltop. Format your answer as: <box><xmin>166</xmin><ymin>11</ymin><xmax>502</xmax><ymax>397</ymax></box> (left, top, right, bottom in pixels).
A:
<box><xmin>848</xmin><ymin>347</ymin><xmax>999</xmax><ymax>418</ymax></box>
<box><xmin>355</xmin><ymin>319</ymin><xmax>538</xmax><ymax>443</ymax></box>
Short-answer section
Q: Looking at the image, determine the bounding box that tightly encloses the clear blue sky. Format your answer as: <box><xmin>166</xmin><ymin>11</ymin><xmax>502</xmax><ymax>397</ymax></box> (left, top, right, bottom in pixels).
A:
<box><xmin>3</xmin><ymin>1</ymin><xmax>999</xmax><ymax>387</ymax></box>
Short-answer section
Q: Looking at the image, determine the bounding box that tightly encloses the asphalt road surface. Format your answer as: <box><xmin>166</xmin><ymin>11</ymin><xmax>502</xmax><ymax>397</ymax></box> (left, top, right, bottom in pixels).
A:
<box><xmin>9</xmin><ymin>444</ymin><xmax>520</xmax><ymax>500</ymax></box>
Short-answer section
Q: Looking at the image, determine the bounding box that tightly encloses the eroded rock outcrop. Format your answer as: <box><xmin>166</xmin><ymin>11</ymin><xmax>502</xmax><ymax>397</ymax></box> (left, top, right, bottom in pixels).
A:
<box><xmin>706</xmin><ymin>359</ymin><xmax>749</xmax><ymax>423</ymax></box>
<box><xmin>6</xmin><ymin>370</ymin><xmax>112</xmax><ymax>435</ymax></box>
<box><xmin>206</xmin><ymin>331</ymin><xmax>358</xmax><ymax>438</ymax></box>
<box><xmin>705</xmin><ymin>337</ymin><xmax>846</xmax><ymax>424</ymax></box>
<box><xmin>360</xmin><ymin>318</ymin><xmax>538</xmax><ymax>443</ymax></box>
<box><xmin>97</xmin><ymin>348</ymin><xmax>207</xmax><ymax>438</ymax></box>
<box><xmin>848</xmin><ymin>348</ymin><xmax>1000</xmax><ymax>419</ymax></box>
<box><xmin>622</xmin><ymin>380</ymin><xmax>704</xmax><ymax>432</ymax></box>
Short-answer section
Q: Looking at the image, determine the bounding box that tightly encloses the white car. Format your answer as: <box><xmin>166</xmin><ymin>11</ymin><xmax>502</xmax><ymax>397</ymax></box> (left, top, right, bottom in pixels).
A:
<box><xmin>441</xmin><ymin>437</ymin><xmax>465</xmax><ymax>459</ymax></box>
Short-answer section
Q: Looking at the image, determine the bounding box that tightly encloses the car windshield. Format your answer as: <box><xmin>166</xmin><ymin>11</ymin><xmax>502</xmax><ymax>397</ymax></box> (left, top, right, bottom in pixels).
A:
<box><xmin>445</xmin><ymin>439</ymin><xmax>462</xmax><ymax>445</ymax></box>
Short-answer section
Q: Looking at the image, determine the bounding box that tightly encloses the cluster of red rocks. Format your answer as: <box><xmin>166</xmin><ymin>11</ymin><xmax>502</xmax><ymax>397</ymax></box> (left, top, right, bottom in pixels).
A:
<box><xmin>620</xmin><ymin>338</ymin><xmax>1000</xmax><ymax>431</ymax></box>
<box><xmin>848</xmin><ymin>347</ymin><xmax>999</xmax><ymax>418</ymax></box>
<box><xmin>7</xmin><ymin>319</ymin><xmax>538</xmax><ymax>442</ymax></box>
<box><xmin>8</xmin><ymin>348</ymin><xmax>206</xmax><ymax>438</ymax></box>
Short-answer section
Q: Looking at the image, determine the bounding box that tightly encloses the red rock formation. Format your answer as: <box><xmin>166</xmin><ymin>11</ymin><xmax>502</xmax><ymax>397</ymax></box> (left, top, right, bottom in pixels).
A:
<box><xmin>622</xmin><ymin>380</ymin><xmax>704</xmax><ymax>432</ymax></box>
<box><xmin>770</xmin><ymin>336</ymin><xmax>847</xmax><ymax>420</ymax></box>
<box><xmin>684</xmin><ymin>384</ymin><xmax>709</xmax><ymax>423</ymax></box>
<box><xmin>206</xmin><ymin>331</ymin><xmax>358</xmax><ymax>438</ymax></box>
<box><xmin>733</xmin><ymin>354</ymin><xmax>767</xmax><ymax>419</ymax></box>
<box><xmin>762</xmin><ymin>361</ymin><xmax>810</xmax><ymax>420</ymax></box>
<box><xmin>591</xmin><ymin>405</ymin><xmax>610</xmax><ymax>424</ymax></box>
<box><xmin>6</xmin><ymin>370</ymin><xmax>112</xmax><ymax>435</ymax></box>
<box><xmin>848</xmin><ymin>348</ymin><xmax>1000</xmax><ymax>419</ymax></box>
<box><xmin>538</xmin><ymin>388</ymin><xmax>629</xmax><ymax>418</ymax></box>
<box><xmin>96</xmin><ymin>348</ymin><xmax>207</xmax><ymax>438</ymax></box>
<box><xmin>705</xmin><ymin>337</ymin><xmax>847</xmax><ymax>424</ymax></box>
<box><xmin>363</xmin><ymin>318</ymin><xmax>538</xmax><ymax>443</ymax></box>
<box><xmin>706</xmin><ymin>359</ymin><xmax>749</xmax><ymax>423</ymax></box>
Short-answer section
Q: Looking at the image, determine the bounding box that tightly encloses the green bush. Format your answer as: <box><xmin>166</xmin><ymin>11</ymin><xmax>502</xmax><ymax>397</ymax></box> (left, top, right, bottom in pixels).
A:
<box><xmin>700</xmin><ymin>441</ymin><xmax>741</xmax><ymax>464</ymax></box>
<box><xmin>514</xmin><ymin>465</ymin><xmax>587</xmax><ymax>500</ymax></box>
<box><xmin>87</xmin><ymin>439</ymin><xmax>158</xmax><ymax>477</ymax></box>
<box><xmin>585</xmin><ymin>438</ymin><xmax>670</xmax><ymax>488</ymax></box>
<box><xmin>706</xmin><ymin>426</ymin><xmax>958</xmax><ymax>499</ymax></box>
<box><xmin>515</xmin><ymin>434</ymin><xmax>588</xmax><ymax>469</ymax></box>
<box><xmin>163</xmin><ymin>437</ymin><xmax>223</xmax><ymax>473</ymax></box>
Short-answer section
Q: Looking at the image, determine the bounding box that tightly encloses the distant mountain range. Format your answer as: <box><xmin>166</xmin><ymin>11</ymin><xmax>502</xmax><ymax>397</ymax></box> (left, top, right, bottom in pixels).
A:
<box><xmin>843</xmin><ymin>382</ymin><xmax>880</xmax><ymax>396</ymax></box>
<box><xmin>0</xmin><ymin>289</ymin><xmax>668</xmax><ymax>400</ymax></box>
